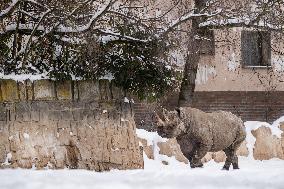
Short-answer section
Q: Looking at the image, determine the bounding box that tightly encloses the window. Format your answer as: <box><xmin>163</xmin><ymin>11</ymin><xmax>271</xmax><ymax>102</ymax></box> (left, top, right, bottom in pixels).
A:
<box><xmin>241</xmin><ymin>31</ymin><xmax>271</xmax><ymax>67</ymax></box>
<box><xmin>199</xmin><ymin>29</ymin><xmax>215</xmax><ymax>55</ymax></box>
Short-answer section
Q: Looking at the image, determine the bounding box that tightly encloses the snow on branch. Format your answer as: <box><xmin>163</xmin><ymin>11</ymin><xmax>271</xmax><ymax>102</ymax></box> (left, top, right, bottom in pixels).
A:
<box><xmin>0</xmin><ymin>0</ymin><xmax>45</xmax><ymax>19</ymax></box>
<box><xmin>199</xmin><ymin>18</ymin><xmax>284</xmax><ymax>32</ymax></box>
<box><xmin>56</xmin><ymin>0</ymin><xmax>116</xmax><ymax>33</ymax></box>
<box><xmin>162</xmin><ymin>9</ymin><xmax>222</xmax><ymax>36</ymax></box>
<box><xmin>22</xmin><ymin>8</ymin><xmax>53</xmax><ymax>62</ymax></box>
<box><xmin>0</xmin><ymin>0</ymin><xmax>20</xmax><ymax>18</ymax></box>
<box><xmin>98</xmin><ymin>29</ymin><xmax>149</xmax><ymax>43</ymax></box>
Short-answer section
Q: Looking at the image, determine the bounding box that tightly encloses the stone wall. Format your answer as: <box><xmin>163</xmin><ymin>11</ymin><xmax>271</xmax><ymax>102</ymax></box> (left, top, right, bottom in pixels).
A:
<box><xmin>0</xmin><ymin>79</ymin><xmax>143</xmax><ymax>171</ymax></box>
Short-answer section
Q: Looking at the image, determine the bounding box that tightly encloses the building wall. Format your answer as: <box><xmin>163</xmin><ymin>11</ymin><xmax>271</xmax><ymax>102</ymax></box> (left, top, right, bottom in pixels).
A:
<box><xmin>134</xmin><ymin>28</ymin><xmax>284</xmax><ymax>129</ymax></box>
<box><xmin>195</xmin><ymin>28</ymin><xmax>284</xmax><ymax>91</ymax></box>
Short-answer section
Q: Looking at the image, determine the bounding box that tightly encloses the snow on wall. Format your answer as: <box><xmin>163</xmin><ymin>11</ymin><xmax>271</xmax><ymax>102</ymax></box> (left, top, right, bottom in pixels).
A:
<box><xmin>169</xmin><ymin>49</ymin><xmax>185</xmax><ymax>67</ymax></box>
<box><xmin>0</xmin><ymin>73</ymin><xmax>49</xmax><ymax>82</ymax></box>
<box><xmin>272</xmin><ymin>55</ymin><xmax>284</xmax><ymax>72</ymax></box>
<box><xmin>227</xmin><ymin>52</ymin><xmax>240</xmax><ymax>71</ymax></box>
<box><xmin>195</xmin><ymin>65</ymin><xmax>217</xmax><ymax>85</ymax></box>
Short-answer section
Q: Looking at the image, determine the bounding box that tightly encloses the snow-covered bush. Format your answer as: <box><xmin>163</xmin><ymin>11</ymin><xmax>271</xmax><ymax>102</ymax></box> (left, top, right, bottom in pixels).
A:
<box><xmin>0</xmin><ymin>0</ymin><xmax>180</xmax><ymax>99</ymax></box>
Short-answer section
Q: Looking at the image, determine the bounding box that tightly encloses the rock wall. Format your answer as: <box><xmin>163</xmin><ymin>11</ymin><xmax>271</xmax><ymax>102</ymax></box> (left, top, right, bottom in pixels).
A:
<box><xmin>252</xmin><ymin>125</ymin><xmax>284</xmax><ymax>160</ymax></box>
<box><xmin>0</xmin><ymin>79</ymin><xmax>143</xmax><ymax>171</ymax></box>
<box><xmin>139</xmin><ymin>123</ymin><xmax>284</xmax><ymax>164</ymax></box>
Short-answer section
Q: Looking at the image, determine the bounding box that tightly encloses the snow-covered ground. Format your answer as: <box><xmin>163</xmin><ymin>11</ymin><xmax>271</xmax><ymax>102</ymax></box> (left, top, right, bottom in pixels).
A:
<box><xmin>0</xmin><ymin>157</ymin><xmax>283</xmax><ymax>189</ymax></box>
<box><xmin>0</xmin><ymin>117</ymin><xmax>284</xmax><ymax>189</ymax></box>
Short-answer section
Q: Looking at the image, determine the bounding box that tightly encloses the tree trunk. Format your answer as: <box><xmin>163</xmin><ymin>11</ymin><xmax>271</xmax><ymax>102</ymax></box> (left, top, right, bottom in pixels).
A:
<box><xmin>178</xmin><ymin>19</ymin><xmax>200</xmax><ymax>107</ymax></box>
<box><xmin>178</xmin><ymin>0</ymin><xmax>206</xmax><ymax>107</ymax></box>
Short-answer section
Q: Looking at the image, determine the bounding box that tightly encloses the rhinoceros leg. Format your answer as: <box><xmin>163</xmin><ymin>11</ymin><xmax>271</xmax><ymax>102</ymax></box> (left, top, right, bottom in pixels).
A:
<box><xmin>190</xmin><ymin>143</ymin><xmax>210</xmax><ymax>168</ymax></box>
<box><xmin>223</xmin><ymin>135</ymin><xmax>245</xmax><ymax>170</ymax></box>
<box><xmin>232</xmin><ymin>155</ymin><xmax>239</xmax><ymax>169</ymax></box>
<box><xmin>185</xmin><ymin>152</ymin><xmax>193</xmax><ymax>162</ymax></box>
<box><xmin>223</xmin><ymin>148</ymin><xmax>239</xmax><ymax>170</ymax></box>
<box><xmin>230</xmin><ymin>135</ymin><xmax>245</xmax><ymax>169</ymax></box>
<box><xmin>223</xmin><ymin>148</ymin><xmax>233</xmax><ymax>170</ymax></box>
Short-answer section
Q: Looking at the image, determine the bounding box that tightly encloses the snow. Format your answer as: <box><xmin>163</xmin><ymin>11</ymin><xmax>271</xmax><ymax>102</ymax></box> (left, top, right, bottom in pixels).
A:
<box><xmin>0</xmin><ymin>72</ymin><xmax>114</xmax><ymax>82</ymax></box>
<box><xmin>0</xmin><ymin>73</ymin><xmax>49</xmax><ymax>82</ymax></box>
<box><xmin>0</xmin><ymin>158</ymin><xmax>283</xmax><ymax>189</ymax></box>
<box><xmin>245</xmin><ymin>118</ymin><xmax>283</xmax><ymax>140</ymax></box>
<box><xmin>56</xmin><ymin>0</ymin><xmax>112</xmax><ymax>33</ymax></box>
<box><xmin>23</xmin><ymin>133</ymin><xmax>30</xmax><ymax>139</ymax></box>
<box><xmin>2</xmin><ymin>153</ymin><xmax>12</xmax><ymax>166</ymax></box>
<box><xmin>120</xmin><ymin>118</ymin><xmax>129</xmax><ymax>122</ymax></box>
<box><xmin>99</xmin><ymin>73</ymin><xmax>115</xmax><ymax>81</ymax></box>
<box><xmin>272</xmin><ymin>55</ymin><xmax>284</xmax><ymax>72</ymax></box>
<box><xmin>195</xmin><ymin>65</ymin><xmax>217</xmax><ymax>85</ymax></box>
<box><xmin>124</xmin><ymin>97</ymin><xmax>130</xmax><ymax>103</ymax></box>
<box><xmin>99</xmin><ymin>29</ymin><xmax>148</xmax><ymax>43</ymax></box>
<box><xmin>0</xmin><ymin>0</ymin><xmax>19</xmax><ymax>18</ymax></box>
<box><xmin>0</xmin><ymin>119</ymin><xmax>283</xmax><ymax>189</ymax></box>
<box><xmin>136</xmin><ymin>129</ymin><xmax>168</xmax><ymax>146</ymax></box>
<box><xmin>227</xmin><ymin>53</ymin><xmax>239</xmax><ymax>71</ymax></box>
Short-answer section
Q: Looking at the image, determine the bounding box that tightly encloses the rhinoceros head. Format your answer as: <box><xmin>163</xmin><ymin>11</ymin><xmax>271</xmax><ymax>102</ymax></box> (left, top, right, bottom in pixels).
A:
<box><xmin>154</xmin><ymin>108</ymin><xmax>185</xmax><ymax>138</ymax></box>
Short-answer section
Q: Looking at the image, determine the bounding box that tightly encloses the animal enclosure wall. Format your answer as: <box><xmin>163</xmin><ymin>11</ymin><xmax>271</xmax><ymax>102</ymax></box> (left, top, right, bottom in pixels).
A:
<box><xmin>0</xmin><ymin>79</ymin><xmax>143</xmax><ymax>171</ymax></box>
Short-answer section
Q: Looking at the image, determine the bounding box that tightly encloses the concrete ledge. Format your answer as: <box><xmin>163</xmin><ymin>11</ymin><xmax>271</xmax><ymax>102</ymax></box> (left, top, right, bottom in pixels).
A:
<box><xmin>0</xmin><ymin>79</ymin><xmax>120</xmax><ymax>102</ymax></box>
<box><xmin>0</xmin><ymin>79</ymin><xmax>18</xmax><ymax>102</ymax></box>
<box><xmin>34</xmin><ymin>80</ymin><xmax>56</xmax><ymax>100</ymax></box>
<box><xmin>56</xmin><ymin>81</ymin><xmax>72</xmax><ymax>100</ymax></box>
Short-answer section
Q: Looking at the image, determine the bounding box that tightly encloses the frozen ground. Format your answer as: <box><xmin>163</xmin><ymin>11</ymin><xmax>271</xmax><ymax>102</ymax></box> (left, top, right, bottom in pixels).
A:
<box><xmin>0</xmin><ymin>157</ymin><xmax>283</xmax><ymax>189</ymax></box>
<box><xmin>1</xmin><ymin>117</ymin><xmax>284</xmax><ymax>189</ymax></box>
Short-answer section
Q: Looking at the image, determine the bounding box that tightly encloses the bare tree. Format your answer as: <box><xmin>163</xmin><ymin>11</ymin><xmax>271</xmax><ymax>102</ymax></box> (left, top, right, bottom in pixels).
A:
<box><xmin>0</xmin><ymin>0</ymin><xmax>284</xmax><ymax>100</ymax></box>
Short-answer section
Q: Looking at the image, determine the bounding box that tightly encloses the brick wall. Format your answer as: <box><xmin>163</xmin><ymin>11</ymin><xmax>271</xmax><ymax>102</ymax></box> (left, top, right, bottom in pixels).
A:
<box><xmin>134</xmin><ymin>91</ymin><xmax>284</xmax><ymax>130</ymax></box>
<box><xmin>191</xmin><ymin>91</ymin><xmax>284</xmax><ymax>123</ymax></box>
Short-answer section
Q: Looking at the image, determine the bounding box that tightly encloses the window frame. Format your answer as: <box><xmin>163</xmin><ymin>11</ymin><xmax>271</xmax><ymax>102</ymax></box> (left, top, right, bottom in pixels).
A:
<box><xmin>241</xmin><ymin>30</ymin><xmax>272</xmax><ymax>69</ymax></box>
<box><xmin>199</xmin><ymin>29</ymin><xmax>215</xmax><ymax>56</ymax></box>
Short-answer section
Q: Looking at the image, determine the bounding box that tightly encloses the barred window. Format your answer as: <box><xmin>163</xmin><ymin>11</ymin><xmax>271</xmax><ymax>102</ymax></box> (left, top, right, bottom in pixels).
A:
<box><xmin>241</xmin><ymin>31</ymin><xmax>271</xmax><ymax>67</ymax></box>
<box><xmin>199</xmin><ymin>29</ymin><xmax>215</xmax><ymax>55</ymax></box>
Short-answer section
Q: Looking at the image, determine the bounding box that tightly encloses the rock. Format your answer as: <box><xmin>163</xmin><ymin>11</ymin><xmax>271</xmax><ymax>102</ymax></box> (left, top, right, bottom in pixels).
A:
<box><xmin>251</xmin><ymin>126</ymin><xmax>284</xmax><ymax>160</ymax></box>
<box><xmin>138</xmin><ymin>137</ymin><xmax>188</xmax><ymax>164</ymax></box>
<box><xmin>157</xmin><ymin>138</ymin><xmax>188</xmax><ymax>164</ymax></box>
<box><xmin>237</xmin><ymin>141</ymin><xmax>249</xmax><ymax>157</ymax></box>
<box><xmin>201</xmin><ymin>152</ymin><xmax>213</xmax><ymax>163</ymax></box>
<box><xmin>212</xmin><ymin>151</ymin><xmax>226</xmax><ymax>163</ymax></box>
<box><xmin>138</xmin><ymin>138</ymin><xmax>154</xmax><ymax>159</ymax></box>
<box><xmin>281</xmin><ymin>123</ymin><xmax>284</xmax><ymax>158</ymax></box>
